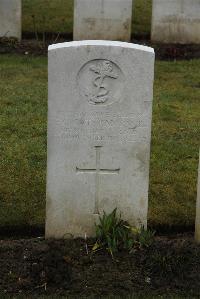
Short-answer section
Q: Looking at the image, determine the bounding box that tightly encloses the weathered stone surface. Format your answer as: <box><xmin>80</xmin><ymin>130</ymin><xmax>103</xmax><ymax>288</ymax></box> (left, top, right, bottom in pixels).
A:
<box><xmin>46</xmin><ymin>40</ymin><xmax>154</xmax><ymax>238</ymax></box>
<box><xmin>0</xmin><ymin>0</ymin><xmax>21</xmax><ymax>40</ymax></box>
<box><xmin>195</xmin><ymin>150</ymin><xmax>200</xmax><ymax>243</ymax></box>
<box><xmin>151</xmin><ymin>0</ymin><xmax>200</xmax><ymax>44</ymax></box>
<box><xmin>73</xmin><ymin>0</ymin><xmax>133</xmax><ymax>41</ymax></box>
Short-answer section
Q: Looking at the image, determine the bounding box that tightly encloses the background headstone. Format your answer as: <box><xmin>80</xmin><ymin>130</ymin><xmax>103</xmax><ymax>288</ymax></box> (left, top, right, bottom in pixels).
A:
<box><xmin>195</xmin><ymin>150</ymin><xmax>200</xmax><ymax>243</ymax></box>
<box><xmin>46</xmin><ymin>41</ymin><xmax>154</xmax><ymax>238</ymax></box>
<box><xmin>73</xmin><ymin>0</ymin><xmax>133</xmax><ymax>41</ymax></box>
<box><xmin>151</xmin><ymin>0</ymin><xmax>200</xmax><ymax>44</ymax></box>
<box><xmin>0</xmin><ymin>0</ymin><xmax>21</xmax><ymax>40</ymax></box>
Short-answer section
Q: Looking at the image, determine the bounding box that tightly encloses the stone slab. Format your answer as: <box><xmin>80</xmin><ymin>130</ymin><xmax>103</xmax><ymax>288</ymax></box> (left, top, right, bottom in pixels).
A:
<box><xmin>195</xmin><ymin>150</ymin><xmax>200</xmax><ymax>242</ymax></box>
<box><xmin>46</xmin><ymin>40</ymin><xmax>155</xmax><ymax>238</ymax></box>
<box><xmin>0</xmin><ymin>0</ymin><xmax>21</xmax><ymax>40</ymax></box>
<box><xmin>73</xmin><ymin>0</ymin><xmax>133</xmax><ymax>41</ymax></box>
<box><xmin>151</xmin><ymin>0</ymin><xmax>200</xmax><ymax>44</ymax></box>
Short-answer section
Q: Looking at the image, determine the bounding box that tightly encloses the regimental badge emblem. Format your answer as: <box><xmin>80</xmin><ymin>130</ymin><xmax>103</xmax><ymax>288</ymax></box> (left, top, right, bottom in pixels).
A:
<box><xmin>77</xmin><ymin>59</ymin><xmax>124</xmax><ymax>106</ymax></box>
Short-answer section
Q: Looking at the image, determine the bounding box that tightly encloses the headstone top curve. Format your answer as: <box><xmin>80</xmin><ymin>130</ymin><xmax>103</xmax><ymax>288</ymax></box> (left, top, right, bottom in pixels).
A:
<box><xmin>48</xmin><ymin>40</ymin><xmax>154</xmax><ymax>54</ymax></box>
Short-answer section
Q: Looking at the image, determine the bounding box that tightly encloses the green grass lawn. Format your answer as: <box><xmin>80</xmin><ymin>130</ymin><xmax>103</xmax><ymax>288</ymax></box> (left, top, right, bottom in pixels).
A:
<box><xmin>22</xmin><ymin>0</ymin><xmax>152</xmax><ymax>36</ymax></box>
<box><xmin>0</xmin><ymin>55</ymin><xmax>199</xmax><ymax>229</ymax></box>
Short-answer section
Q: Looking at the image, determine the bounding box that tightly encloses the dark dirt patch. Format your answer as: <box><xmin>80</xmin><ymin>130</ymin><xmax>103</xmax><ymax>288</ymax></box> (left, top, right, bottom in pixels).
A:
<box><xmin>0</xmin><ymin>37</ymin><xmax>200</xmax><ymax>61</ymax></box>
<box><xmin>151</xmin><ymin>43</ymin><xmax>200</xmax><ymax>61</ymax></box>
<box><xmin>0</xmin><ymin>233</ymin><xmax>200</xmax><ymax>297</ymax></box>
<box><xmin>0</xmin><ymin>37</ymin><xmax>49</xmax><ymax>56</ymax></box>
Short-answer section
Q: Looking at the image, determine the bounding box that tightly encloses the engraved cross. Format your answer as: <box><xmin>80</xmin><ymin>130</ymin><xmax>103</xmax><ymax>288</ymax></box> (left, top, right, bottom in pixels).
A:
<box><xmin>76</xmin><ymin>146</ymin><xmax>120</xmax><ymax>214</ymax></box>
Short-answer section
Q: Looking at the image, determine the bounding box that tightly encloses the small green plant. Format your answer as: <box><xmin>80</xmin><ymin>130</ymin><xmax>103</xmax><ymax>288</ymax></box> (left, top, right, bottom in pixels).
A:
<box><xmin>137</xmin><ymin>226</ymin><xmax>155</xmax><ymax>248</ymax></box>
<box><xmin>93</xmin><ymin>209</ymin><xmax>155</xmax><ymax>257</ymax></box>
<box><xmin>93</xmin><ymin>208</ymin><xmax>134</xmax><ymax>257</ymax></box>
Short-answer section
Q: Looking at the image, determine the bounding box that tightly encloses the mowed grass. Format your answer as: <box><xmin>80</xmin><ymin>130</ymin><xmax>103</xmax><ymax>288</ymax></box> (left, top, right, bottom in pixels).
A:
<box><xmin>22</xmin><ymin>0</ymin><xmax>152</xmax><ymax>36</ymax></box>
<box><xmin>0</xmin><ymin>55</ymin><xmax>199</xmax><ymax>229</ymax></box>
<box><xmin>0</xmin><ymin>55</ymin><xmax>47</xmax><ymax>227</ymax></box>
<box><xmin>149</xmin><ymin>60</ymin><xmax>200</xmax><ymax>228</ymax></box>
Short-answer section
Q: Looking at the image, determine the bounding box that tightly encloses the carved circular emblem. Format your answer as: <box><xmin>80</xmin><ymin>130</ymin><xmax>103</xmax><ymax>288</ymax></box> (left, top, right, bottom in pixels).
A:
<box><xmin>77</xmin><ymin>59</ymin><xmax>124</xmax><ymax>106</ymax></box>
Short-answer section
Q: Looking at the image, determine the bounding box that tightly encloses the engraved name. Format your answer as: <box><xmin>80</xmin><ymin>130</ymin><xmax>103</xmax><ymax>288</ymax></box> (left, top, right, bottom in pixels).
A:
<box><xmin>51</xmin><ymin>112</ymin><xmax>150</xmax><ymax>143</ymax></box>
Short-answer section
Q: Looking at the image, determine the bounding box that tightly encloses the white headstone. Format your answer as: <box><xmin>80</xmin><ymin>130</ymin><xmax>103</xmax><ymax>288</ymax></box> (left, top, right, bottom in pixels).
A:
<box><xmin>195</xmin><ymin>150</ymin><xmax>200</xmax><ymax>243</ymax></box>
<box><xmin>46</xmin><ymin>40</ymin><xmax>154</xmax><ymax>238</ymax></box>
<box><xmin>73</xmin><ymin>0</ymin><xmax>133</xmax><ymax>41</ymax></box>
<box><xmin>0</xmin><ymin>0</ymin><xmax>21</xmax><ymax>40</ymax></box>
<box><xmin>151</xmin><ymin>0</ymin><xmax>200</xmax><ymax>44</ymax></box>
